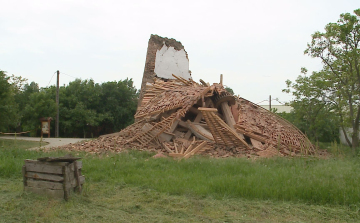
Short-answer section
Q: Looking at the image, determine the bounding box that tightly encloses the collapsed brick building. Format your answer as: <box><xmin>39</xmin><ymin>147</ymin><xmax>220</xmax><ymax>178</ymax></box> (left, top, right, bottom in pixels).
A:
<box><xmin>57</xmin><ymin>35</ymin><xmax>315</xmax><ymax>158</ymax></box>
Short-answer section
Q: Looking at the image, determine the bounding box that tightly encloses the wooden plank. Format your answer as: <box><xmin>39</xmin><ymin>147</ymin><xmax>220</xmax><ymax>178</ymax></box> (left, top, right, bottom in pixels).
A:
<box><xmin>220</xmin><ymin>103</ymin><xmax>236</xmax><ymax>129</ymax></box>
<box><xmin>172</xmin><ymin>74</ymin><xmax>191</xmax><ymax>85</ymax></box>
<box><xmin>76</xmin><ymin>161</ymin><xmax>82</xmax><ymax>169</ymax></box>
<box><xmin>174</xmin><ymin>142</ymin><xmax>179</xmax><ymax>153</ymax></box>
<box><xmin>180</xmin><ymin>145</ymin><xmax>185</xmax><ymax>154</ymax></box>
<box><xmin>25</xmin><ymin>186</ymin><xmax>64</xmax><ymax>199</ymax></box>
<box><xmin>184</xmin><ymin>105</ymin><xmax>205</xmax><ymax>140</ymax></box>
<box><xmin>187</xmin><ymin>121</ymin><xmax>214</xmax><ymax>141</ymax></box>
<box><xmin>198</xmin><ymin>107</ymin><xmax>218</xmax><ymax>112</ymax></box>
<box><xmin>184</xmin><ymin>141</ymin><xmax>208</xmax><ymax>158</ymax></box>
<box><xmin>26</xmin><ymin>179</ymin><xmax>64</xmax><ymax>190</ymax></box>
<box><xmin>74</xmin><ymin>161</ymin><xmax>82</xmax><ymax>193</ymax></box>
<box><xmin>234</xmin><ymin>125</ymin><xmax>267</xmax><ymax>143</ymax></box>
<box><xmin>199</xmin><ymin>79</ymin><xmax>209</xmax><ymax>87</ymax></box>
<box><xmin>178</xmin><ymin>120</ymin><xmax>188</xmax><ymax>128</ymax></box>
<box><xmin>184</xmin><ymin>130</ymin><xmax>192</xmax><ymax>140</ymax></box>
<box><xmin>168</xmin><ymin>119</ymin><xmax>180</xmax><ymax>133</ymax></box>
<box><xmin>68</xmin><ymin>161</ymin><xmax>82</xmax><ymax>173</ymax></box>
<box><xmin>25</xmin><ymin>160</ymin><xmax>66</xmax><ymax>174</ymax></box>
<box><xmin>201</xmin><ymin>109</ymin><xmax>251</xmax><ymax>149</ymax></box>
<box><xmin>162</xmin><ymin>142</ymin><xmax>173</xmax><ymax>153</ymax></box>
<box><xmin>193</xmin><ymin>112</ymin><xmax>203</xmax><ymax>123</ymax></box>
<box><xmin>141</xmin><ymin>123</ymin><xmax>174</xmax><ymax>142</ymax></box>
<box><xmin>25</xmin><ymin>172</ymin><xmax>64</xmax><ymax>182</ymax></box>
<box><xmin>189</xmin><ymin>106</ymin><xmax>200</xmax><ymax>115</ymax></box>
<box><xmin>173</xmin><ymin>130</ymin><xmax>185</xmax><ymax>138</ymax></box>
<box><xmin>69</xmin><ymin>175</ymin><xmax>85</xmax><ymax>188</ymax></box>
<box><xmin>220</xmin><ymin>102</ymin><xmax>245</xmax><ymax>140</ymax></box>
<box><xmin>184</xmin><ymin>137</ymin><xmax>196</xmax><ymax>154</ymax></box>
<box><xmin>67</xmin><ymin>162</ymin><xmax>75</xmax><ymax>187</ymax></box>
<box><xmin>63</xmin><ymin>166</ymin><xmax>69</xmax><ymax>201</ymax></box>
<box><xmin>67</xmin><ymin>163</ymin><xmax>85</xmax><ymax>188</ymax></box>
<box><xmin>168</xmin><ymin>153</ymin><xmax>185</xmax><ymax>158</ymax></box>
<box><xmin>37</xmin><ymin>156</ymin><xmax>81</xmax><ymax>162</ymax></box>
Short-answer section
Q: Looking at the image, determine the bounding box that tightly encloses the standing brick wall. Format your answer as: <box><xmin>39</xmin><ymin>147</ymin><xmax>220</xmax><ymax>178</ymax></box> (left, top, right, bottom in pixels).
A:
<box><xmin>138</xmin><ymin>34</ymin><xmax>188</xmax><ymax>107</ymax></box>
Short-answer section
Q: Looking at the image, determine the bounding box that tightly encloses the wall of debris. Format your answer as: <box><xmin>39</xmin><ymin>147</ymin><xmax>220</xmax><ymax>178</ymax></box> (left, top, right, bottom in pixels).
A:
<box><xmin>138</xmin><ymin>34</ymin><xmax>190</xmax><ymax>107</ymax></box>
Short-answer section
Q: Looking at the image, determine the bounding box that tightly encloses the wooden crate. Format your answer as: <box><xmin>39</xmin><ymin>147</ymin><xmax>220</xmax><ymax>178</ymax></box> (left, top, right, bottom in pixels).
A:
<box><xmin>22</xmin><ymin>159</ymin><xmax>85</xmax><ymax>200</ymax></box>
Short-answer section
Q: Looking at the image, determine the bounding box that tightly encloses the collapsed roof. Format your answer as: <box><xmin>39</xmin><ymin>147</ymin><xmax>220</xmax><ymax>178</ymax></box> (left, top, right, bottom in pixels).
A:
<box><xmin>56</xmin><ymin>35</ymin><xmax>315</xmax><ymax>158</ymax></box>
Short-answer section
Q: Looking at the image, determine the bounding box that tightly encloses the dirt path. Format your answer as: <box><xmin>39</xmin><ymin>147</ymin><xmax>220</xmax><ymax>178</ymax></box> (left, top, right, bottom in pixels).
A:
<box><xmin>0</xmin><ymin>136</ymin><xmax>89</xmax><ymax>150</ymax></box>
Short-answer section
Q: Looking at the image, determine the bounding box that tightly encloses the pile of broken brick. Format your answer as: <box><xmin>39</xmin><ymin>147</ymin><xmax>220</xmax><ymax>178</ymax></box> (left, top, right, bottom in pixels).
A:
<box><xmin>54</xmin><ymin>75</ymin><xmax>315</xmax><ymax>158</ymax></box>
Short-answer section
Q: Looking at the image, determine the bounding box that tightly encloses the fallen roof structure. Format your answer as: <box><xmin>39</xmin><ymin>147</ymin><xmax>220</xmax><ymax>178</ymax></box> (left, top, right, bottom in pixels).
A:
<box><xmin>55</xmin><ymin>35</ymin><xmax>315</xmax><ymax>158</ymax></box>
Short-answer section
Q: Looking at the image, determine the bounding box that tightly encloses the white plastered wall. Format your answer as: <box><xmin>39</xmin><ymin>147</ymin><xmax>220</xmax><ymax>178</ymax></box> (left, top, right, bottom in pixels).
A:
<box><xmin>154</xmin><ymin>44</ymin><xmax>191</xmax><ymax>80</ymax></box>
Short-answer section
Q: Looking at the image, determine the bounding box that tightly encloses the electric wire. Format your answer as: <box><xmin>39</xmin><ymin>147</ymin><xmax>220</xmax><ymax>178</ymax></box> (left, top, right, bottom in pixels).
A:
<box><xmin>60</xmin><ymin>72</ymin><xmax>78</xmax><ymax>79</ymax></box>
<box><xmin>46</xmin><ymin>71</ymin><xmax>81</xmax><ymax>88</ymax></box>
<box><xmin>46</xmin><ymin>71</ymin><xmax>57</xmax><ymax>88</ymax></box>
<box><xmin>256</xmin><ymin>99</ymin><xmax>286</xmax><ymax>105</ymax></box>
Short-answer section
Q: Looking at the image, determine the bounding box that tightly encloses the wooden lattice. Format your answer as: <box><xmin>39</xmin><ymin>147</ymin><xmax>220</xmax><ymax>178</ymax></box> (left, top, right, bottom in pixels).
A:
<box><xmin>198</xmin><ymin>107</ymin><xmax>250</xmax><ymax>149</ymax></box>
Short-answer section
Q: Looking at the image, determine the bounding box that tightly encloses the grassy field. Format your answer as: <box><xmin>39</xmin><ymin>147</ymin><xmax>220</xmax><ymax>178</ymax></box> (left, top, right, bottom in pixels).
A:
<box><xmin>0</xmin><ymin>137</ymin><xmax>46</xmax><ymax>150</ymax></box>
<box><xmin>1</xmin><ymin>138</ymin><xmax>360</xmax><ymax>222</ymax></box>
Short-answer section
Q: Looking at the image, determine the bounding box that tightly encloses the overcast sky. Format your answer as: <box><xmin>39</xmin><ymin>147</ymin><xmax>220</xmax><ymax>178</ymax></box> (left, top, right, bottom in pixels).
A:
<box><xmin>1</xmin><ymin>0</ymin><xmax>358</xmax><ymax>105</ymax></box>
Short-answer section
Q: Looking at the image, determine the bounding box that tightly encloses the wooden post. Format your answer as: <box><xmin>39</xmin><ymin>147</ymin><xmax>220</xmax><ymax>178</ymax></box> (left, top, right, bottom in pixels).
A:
<box><xmin>62</xmin><ymin>165</ymin><xmax>69</xmax><ymax>201</ymax></box>
<box><xmin>48</xmin><ymin>119</ymin><xmax>51</xmax><ymax>138</ymax></box>
<box><xmin>56</xmin><ymin>70</ymin><xmax>59</xmax><ymax>138</ymax></box>
<box><xmin>269</xmin><ymin>95</ymin><xmax>271</xmax><ymax>112</ymax></box>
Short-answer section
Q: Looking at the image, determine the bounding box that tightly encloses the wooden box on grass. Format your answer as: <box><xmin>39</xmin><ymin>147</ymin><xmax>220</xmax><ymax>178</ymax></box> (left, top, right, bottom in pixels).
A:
<box><xmin>22</xmin><ymin>157</ymin><xmax>85</xmax><ymax>200</ymax></box>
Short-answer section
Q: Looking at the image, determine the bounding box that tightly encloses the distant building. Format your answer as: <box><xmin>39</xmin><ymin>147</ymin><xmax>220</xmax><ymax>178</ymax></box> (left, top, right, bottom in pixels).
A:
<box><xmin>259</xmin><ymin>105</ymin><xmax>293</xmax><ymax>113</ymax></box>
<box><xmin>339</xmin><ymin>127</ymin><xmax>360</xmax><ymax>146</ymax></box>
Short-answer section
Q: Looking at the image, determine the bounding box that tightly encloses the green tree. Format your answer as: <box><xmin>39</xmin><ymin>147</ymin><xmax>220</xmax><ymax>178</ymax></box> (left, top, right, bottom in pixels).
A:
<box><xmin>15</xmin><ymin>81</ymin><xmax>40</xmax><ymax>130</ymax></box>
<box><xmin>225</xmin><ymin>86</ymin><xmax>234</xmax><ymax>95</ymax></box>
<box><xmin>57</xmin><ymin>79</ymin><xmax>105</xmax><ymax>137</ymax></box>
<box><xmin>21</xmin><ymin>89</ymin><xmax>56</xmax><ymax>134</ymax></box>
<box><xmin>285</xmin><ymin>9</ymin><xmax>360</xmax><ymax>148</ymax></box>
<box><xmin>0</xmin><ymin>70</ymin><xmax>19</xmax><ymax>132</ymax></box>
<box><xmin>99</xmin><ymin>78</ymin><xmax>138</xmax><ymax>132</ymax></box>
<box><xmin>55</xmin><ymin>78</ymin><xmax>137</xmax><ymax>137</ymax></box>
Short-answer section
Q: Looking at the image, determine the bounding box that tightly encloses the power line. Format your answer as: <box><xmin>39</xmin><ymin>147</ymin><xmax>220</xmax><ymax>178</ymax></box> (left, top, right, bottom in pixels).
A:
<box><xmin>256</xmin><ymin>99</ymin><xmax>286</xmax><ymax>105</ymax></box>
<box><xmin>256</xmin><ymin>100</ymin><xmax>268</xmax><ymax>105</ymax></box>
<box><xmin>60</xmin><ymin>72</ymin><xmax>78</xmax><ymax>79</ymax></box>
<box><xmin>46</xmin><ymin>71</ymin><xmax>80</xmax><ymax>88</ymax></box>
<box><xmin>46</xmin><ymin>71</ymin><xmax>57</xmax><ymax>87</ymax></box>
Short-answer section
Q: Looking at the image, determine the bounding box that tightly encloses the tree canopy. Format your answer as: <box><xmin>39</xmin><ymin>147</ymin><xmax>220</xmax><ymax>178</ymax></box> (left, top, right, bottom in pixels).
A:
<box><xmin>0</xmin><ymin>70</ymin><xmax>19</xmax><ymax>132</ymax></box>
<box><xmin>284</xmin><ymin>9</ymin><xmax>360</xmax><ymax>148</ymax></box>
<box><xmin>0</xmin><ymin>71</ymin><xmax>138</xmax><ymax>137</ymax></box>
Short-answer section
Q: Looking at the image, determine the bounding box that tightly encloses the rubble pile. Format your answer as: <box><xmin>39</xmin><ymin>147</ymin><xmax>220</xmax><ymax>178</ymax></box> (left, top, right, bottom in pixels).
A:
<box><xmin>55</xmin><ymin>75</ymin><xmax>315</xmax><ymax>158</ymax></box>
<box><xmin>51</xmin><ymin>34</ymin><xmax>315</xmax><ymax>158</ymax></box>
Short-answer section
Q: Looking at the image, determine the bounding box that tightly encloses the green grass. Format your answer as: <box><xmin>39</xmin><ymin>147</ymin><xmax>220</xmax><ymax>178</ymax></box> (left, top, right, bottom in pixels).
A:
<box><xmin>1</xmin><ymin>178</ymin><xmax>359</xmax><ymax>222</ymax></box>
<box><xmin>0</xmin><ymin>138</ymin><xmax>46</xmax><ymax>150</ymax></box>
<box><xmin>1</xmin><ymin>138</ymin><xmax>360</xmax><ymax>222</ymax></box>
<box><xmin>82</xmin><ymin>151</ymin><xmax>360</xmax><ymax>206</ymax></box>
<box><xmin>316</xmin><ymin>141</ymin><xmax>359</xmax><ymax>156</ymax></box>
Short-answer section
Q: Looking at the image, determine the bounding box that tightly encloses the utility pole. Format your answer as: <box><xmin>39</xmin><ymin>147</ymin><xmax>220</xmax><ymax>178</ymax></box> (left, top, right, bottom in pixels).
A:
<box><xmin>269</xmin><ymin>95</ymin><xmax>271</xmax><ymax>112</ymax></box>
<box><xmin>56</xmin><ymin>70</ymin><xmax>59</xmax><ymax>138</ymax></box>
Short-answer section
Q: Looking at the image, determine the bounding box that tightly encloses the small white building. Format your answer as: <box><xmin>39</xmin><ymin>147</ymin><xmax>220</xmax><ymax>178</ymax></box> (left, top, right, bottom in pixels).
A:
<box><xmin>339</xmin><ymin>127</ymin><xmax>360</xmax><ymax>146</ymax></box>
